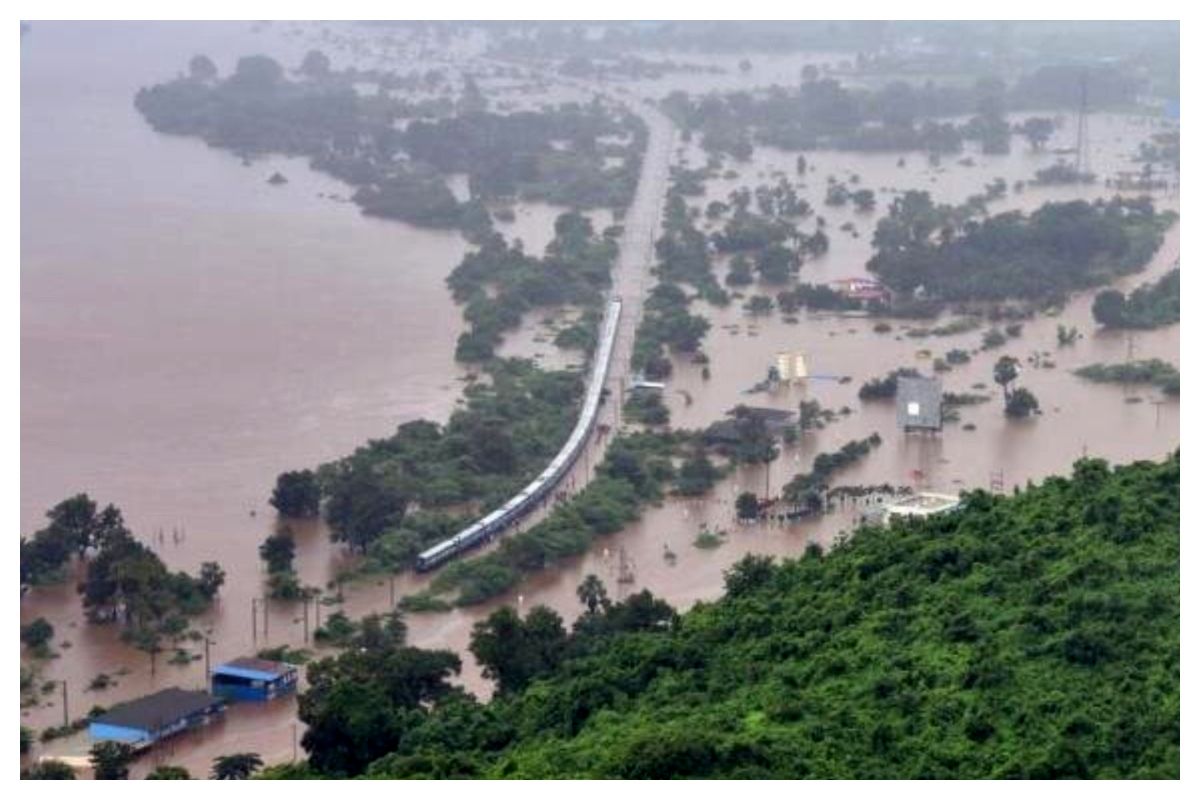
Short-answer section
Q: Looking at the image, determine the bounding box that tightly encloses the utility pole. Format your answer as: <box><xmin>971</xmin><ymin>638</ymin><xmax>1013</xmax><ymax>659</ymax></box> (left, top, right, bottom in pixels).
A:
<box><xmin>251</xmin><ymin>598</ymin><xmax>258</xmax><ymax>643</ymax></box>
<box><xmin>292</xmin><ymin>724</ymin><xmax>298</xmax><ymax>762</ymax></box>
<box><xmin>204</xmin><ymin>638</ymin><xmax>212</xmax><ymax>683</ymax></box>
<box><xmin>262</xmin><ymin>596</ymin><xmax>268</xmax><ymax>639</ymax></box>
<box><xmin>1152</xmin><ymin>400</ymin><xmax>1166</xmax><ymax>428</ymax></box>
<box><xmin>1075</xmin><ymin>71</ymin><xmax>1091</xmax><ymax>176</ymax></box>
<box><xmin>302</xmin><ymin>595</ymin><xmax>310</xmax><ymax>643</ymax></box>
<box><xmin>61</xmin><ymin>680</ymin><xmax>68</xmax><ymax>727</ymax></box>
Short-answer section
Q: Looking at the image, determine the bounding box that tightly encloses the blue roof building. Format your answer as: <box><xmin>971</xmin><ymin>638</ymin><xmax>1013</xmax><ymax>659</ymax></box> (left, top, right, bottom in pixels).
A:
<box><xmin>211</xmin><ymin>657</ymin><xmax>299</xmax><ymax>702</ymax></box>
<box><xmin>89</xmin><ymin>688</ymin><xmax>225</xmax><ymax>749</ymax></box>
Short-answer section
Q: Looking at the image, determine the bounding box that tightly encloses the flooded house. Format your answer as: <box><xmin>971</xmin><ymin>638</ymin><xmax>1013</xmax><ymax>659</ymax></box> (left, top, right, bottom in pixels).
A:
<box><xmin>210</xmin><ymin>657</ymin><xmax>299</xmax><ymax>702</ymax></box>
<box><xmin>88</xmin><ymin>688</ymin><xmax>226</xmax><ymax>749</ymax></box>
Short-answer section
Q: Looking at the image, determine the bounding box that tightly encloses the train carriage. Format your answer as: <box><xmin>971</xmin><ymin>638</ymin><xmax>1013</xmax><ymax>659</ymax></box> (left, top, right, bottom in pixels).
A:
<box><xmin>415</xmin><ymin>298</ymin><xmax>622</xmax><ymax>572</ymax></box>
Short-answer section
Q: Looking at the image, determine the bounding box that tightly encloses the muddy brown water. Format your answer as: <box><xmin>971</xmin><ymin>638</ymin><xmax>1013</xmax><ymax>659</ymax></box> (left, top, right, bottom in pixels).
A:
<box><xmin>22</xmin><ymin>22</ymin><xmax>1178</xmax><ymax>777</ymax></box>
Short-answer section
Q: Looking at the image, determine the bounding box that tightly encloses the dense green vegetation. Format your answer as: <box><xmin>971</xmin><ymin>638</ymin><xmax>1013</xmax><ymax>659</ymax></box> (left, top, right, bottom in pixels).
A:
<box><xmin>270</xmin><ymin>470</ymin><xmax>321</xmax><ymax>518</ymax></box>
<box><xmin>781</xmin><ymin>435</ymin><xmax>883</xmax><ymax>509</ymax></box>
<box><xmin>19</xmin><ymin>496</ymin><xmax>223</xmax><ymax>648</ymax></box>
<box><xmin>1075</xmin><ymin>360</ymin><xmax>1180</xmax><ymax>395</ymax></box>
<box><xmin>656</xmin><ymin>70</ymin><xmax>1123</xmax><ymax>160</ymax></box>
<box><xmin>404</xmin><ymin>106</ymin><xmax>645</xmax><ymax>209</ymax></box>
<box><xmin>305</xmin><ymin>358</ymin><xmax>584</xmax><ymax>567</ymax></box>
<box><xmin>135</xmin><ymin>54</ymin><xmax>645</xmax><ymax>232</ymax></box>
<box><xmin>631</xmin><ymin>187</ymin><xmax>719</xmax><ymax>377</ymax></box>
<box><xmin>426</xmin><ymin>432</ymin><xmax>691</xmax><ymax>605</ymax></box>
<box><xmin>623</xmin><ymin>389</ymin><xmax>670</xmax><ymax>426</ymax></box>
<box><xmin>449</xmin><ymin>212</ymin><xmax>619</xmax><ymax>361</ymax></box>
<box><xmin>868</xmin><ymin>193</ymin><xmax>1173</xmax><ymax>305</ymax></box>
<box><xmin>993</xmin><ymin>356</ymin><xmax>1041</xmax><ymax>418</ymax></box>
<box><xmin>270</xmin><ymin>454</ymin><xmax>1178</xmax><ymax>779</ymax></box>
<box><xmin>858</xmin><ymin>368</ymin><xmax>921</xmax><ymax>400</ymax></box>
<box><xmin>1091</xmin><ymin>268</ymin><xmax>1179</xmax><ymax>329</ymax></box>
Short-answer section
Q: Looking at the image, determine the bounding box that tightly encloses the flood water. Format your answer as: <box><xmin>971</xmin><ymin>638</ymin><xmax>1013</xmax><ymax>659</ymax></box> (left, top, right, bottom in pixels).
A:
<box><xmin>21</xmin><ymin>22</ymin><xmax>1178</xmax><ymax>777</ymax></box>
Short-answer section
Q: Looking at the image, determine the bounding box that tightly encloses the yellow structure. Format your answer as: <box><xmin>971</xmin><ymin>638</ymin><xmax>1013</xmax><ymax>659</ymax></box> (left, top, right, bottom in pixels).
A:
<box><xmin>775</xmin><ymin>351</ymin><xmax>809</xmax><ymax>383</ymax></box>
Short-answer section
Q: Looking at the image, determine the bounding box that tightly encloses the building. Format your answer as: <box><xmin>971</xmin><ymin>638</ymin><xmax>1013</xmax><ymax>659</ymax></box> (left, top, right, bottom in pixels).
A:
<box><xmin>884</xmin><ymin>492</ymin><xmax>961</xmax><ymax>524</ymax></box>
<box><xmin>211</xmin><ymin>657</ymin><xmax>299</xmax><ymax>702</ymax></box>
<box><xmin>896</xmin><ymin>375</ymin><xmax>943</xmax><ymax>432</ymax></box>
<box><xmin>775</xmin><ymin>351</ymin><xmax>809</xmax><ymax>383</ymax></box>
<box><xmin>828</xmin><ymin>277</ymin><xmax>890</xmax><ymax>302</ymax></box>
<box><xmin>89</xmin><ymin>688</ymin><xmax>225</xmax><ymax>748</ymax></box>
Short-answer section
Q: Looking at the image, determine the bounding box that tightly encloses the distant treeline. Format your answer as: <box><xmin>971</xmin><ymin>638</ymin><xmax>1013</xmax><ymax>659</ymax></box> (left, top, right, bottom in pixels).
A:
<box><xmin>135</xmin><ymin>53</ymin><xmax>646</xmax><ymax>233</ymax></box>
<box><xmin>658</xmin><ymin>66</ymin><xmax>1141</xmax><ymax>160</ymax></box>
<box><xmin>867</xmin><ymin>193</ymin><xmax>1174</xmax><ymax>305</ymax></box>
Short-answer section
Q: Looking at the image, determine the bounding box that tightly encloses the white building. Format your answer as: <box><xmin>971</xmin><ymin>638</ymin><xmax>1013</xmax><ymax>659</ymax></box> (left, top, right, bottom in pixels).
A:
<box><xmin>884</xmin><ymin>492</ymin><xmax>961</xmax><ymax>524</ymax></box>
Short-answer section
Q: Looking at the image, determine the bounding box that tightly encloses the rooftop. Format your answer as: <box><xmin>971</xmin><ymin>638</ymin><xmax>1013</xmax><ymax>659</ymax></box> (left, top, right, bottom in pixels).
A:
<box><xmin>91</xmin><ymin>688</ymin><xmax>224</xmax><ymax>732</ymax></box>
<box><xmin>213</xmin><ymin>657</ymin><xmax>297</xmax><ymax>681</ymax></box>
<box><xmin>886</xmin><ymin>492</ymin><xmax>961</xmax><ymax>514</ymax></box>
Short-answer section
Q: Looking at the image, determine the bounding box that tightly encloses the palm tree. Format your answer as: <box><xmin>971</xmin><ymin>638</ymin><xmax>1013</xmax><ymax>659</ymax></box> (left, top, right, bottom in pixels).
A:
<box><xmin>576</xmin><ymin>574</ymin><xmax>609</xmax><ymax>614</ymax></box>
<box><xmin>211</xmin><ymin>752</ymin><xmax>263</xmax><ymax>780</ymax></box>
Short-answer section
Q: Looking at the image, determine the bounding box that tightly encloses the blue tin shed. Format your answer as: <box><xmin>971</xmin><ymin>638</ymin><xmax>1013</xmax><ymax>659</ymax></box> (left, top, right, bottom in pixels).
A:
<box><xmin>211</xmin><ymin>657</ymin><xmax>298</xmax><ymax>701</ymax></box>
<box><xmin>89</xmin><ymin>688</ymin><xmax>226</xmax><ymax>748</ymax></box>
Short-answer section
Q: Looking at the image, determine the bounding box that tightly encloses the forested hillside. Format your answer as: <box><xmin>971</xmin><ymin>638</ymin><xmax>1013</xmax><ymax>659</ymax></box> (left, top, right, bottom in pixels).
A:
<box><xmin>267</xmin><ymin>454</ymin><xmax>1179</xmax><ymax>780</ymax></box>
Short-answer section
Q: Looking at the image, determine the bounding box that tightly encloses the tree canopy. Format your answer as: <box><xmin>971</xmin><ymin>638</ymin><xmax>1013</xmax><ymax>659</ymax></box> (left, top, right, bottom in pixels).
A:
<box><xmin>272</xmin><ymin>454</ymin><xmax>1178</xmax><ymax>779</ymax></box>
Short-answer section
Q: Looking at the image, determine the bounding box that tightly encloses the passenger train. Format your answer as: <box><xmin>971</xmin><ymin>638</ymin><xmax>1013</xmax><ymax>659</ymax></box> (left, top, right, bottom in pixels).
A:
<box><xmin>415</xmin><ymin>297</ymin><xmax>623</xmax><ymax>572</ymax></box>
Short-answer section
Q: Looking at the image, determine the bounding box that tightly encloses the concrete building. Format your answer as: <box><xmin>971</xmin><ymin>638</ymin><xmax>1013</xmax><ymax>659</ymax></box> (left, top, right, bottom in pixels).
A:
<box><xmin>828</xmin><ymin>277</ymin><xmax>890</xmax><ymax>302</ymax></box>
<box><xmin>884</xmin><ymin>492</ymin><xmax>961</xmax><ymax>524</ymax></box>
<box><xmin>897</xmin><ymin>375</ymin><xmax>943</xmax><ymax>432</ymax></box>
<box><xmin>211</xmin><ymin>657</ymin><xmax>299</xmax><ymax>702</ymax></box>
<box><xmin>88</xmin><ymin>688</ymin><xmax>225</xmax><ymax>748</ymax></box>
<box><xmin>775</xmin><ymin>351</ymin><xmax>809</xmax><ymax>383</ymax></box>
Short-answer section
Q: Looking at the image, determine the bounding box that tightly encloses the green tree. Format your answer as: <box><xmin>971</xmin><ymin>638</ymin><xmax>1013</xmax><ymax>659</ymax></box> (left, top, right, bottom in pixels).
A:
<box><xmin>993</xmin><ymin>355</ymin><xmax>1020</xmax><ymax>402</ymax></box>
<box><xmin>20</xmin><ymin>617</ymin><xmax>54</xmax><ymax>651</ymax></box>
<box><xmin>469</xmin><ymin>605</ymin><xmax>566</xmax><ymax>694</ymax></box>
<box><xmin>188</xmin><ymin>54</ymin><xmax>217</xmax><ymax>82</ymax></box>
<box><xmin>736</xmin><ymin>491</ymin><xmax>760</xmax><ymax>520</ymax></box>
<box><xmin>324</xmin><ymin>460</ymin><xmax>408</xmax><ymax>552</ymax></box>
<box><xmin>1020</xmin><ymin>117</ymin><xmax>1056</xmax><ymax>150</ymax></box>
<box><xmin>576</xmin><ymin>574</ymin><xmax>610</xmax><ymax>615</ymax></box>
<box><xmin>1092</xmin><ymin>289</ymin><xmax>1128</xmax><ymax>327</ymax></box>
<box><xmin>675</xmin><ymin>450</ymin><xmax>720</xmax><ymax>496</ymax></box>
<box><xmin>45</xmin><ymin>493</ymin><xmax>100</xmax><ymax>557</ymax></box>
<box><xmin>90</xmin><ymin>741</ymin><xmax>135</xmax><ymax>779</ymax></box>
<box><xmin>1005</xmin><ymin>387</ymin><xmax>1040</xmax><ymax>418</ymax></box>
<box><xmin>270</xmin><ymin>470</ymin><xmax>321</xmax><ymax>518</ymax></box>
<box><xmin>146</xmin><ymin>765</ymin><xmax>191</xmax><ymax>779</ymax></box>
<box><xmin>211</xmin><ymin>752</ymin><xmax>263</xmax><ymax>780</ymax></box>
<box><xmin>299</xmin><ymin>643</ymin><xmax>460</xmax><ymax>776</ymax></box>
<box><xmin>755</xmin><ymin>244</ymin><xmax>797</xmax><ymax>284</ymax></box>
<box><xmin>198</xmin><ymin>561</ymin><xmax>225</xmax><ymax>599</ymax></box>
<box><xmin>723</xmin><ymin>554</ymin><xmax>776</xmax><ymax>597</ymax></box>
<box><xmin>259</xmin><ymin>531</ymin><xmax>296</xmax><ymax>574</ymax></box>
<box><xmin>799</xmin><ymin>399</ymin><xmax>823</xmax><ymax>432</ymax></box>
<box><xmin>299</xmin><ymin>50</ymin><xmax>331</xmax><ymax>79</ymax></box>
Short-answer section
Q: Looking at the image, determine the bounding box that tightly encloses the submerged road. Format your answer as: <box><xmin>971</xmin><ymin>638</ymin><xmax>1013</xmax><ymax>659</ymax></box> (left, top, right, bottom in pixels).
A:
<box><xmin>604</xmin><ymin>98</ymin><xmax>676</xmax><ymax>424</ymax></box>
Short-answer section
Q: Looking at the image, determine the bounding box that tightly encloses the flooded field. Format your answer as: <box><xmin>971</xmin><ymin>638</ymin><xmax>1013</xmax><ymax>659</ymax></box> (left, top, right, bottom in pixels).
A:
<box><xmin>21</xmin><ymin>22</ymin><xmax>1178</xmax><ymax>777</ymax></box>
